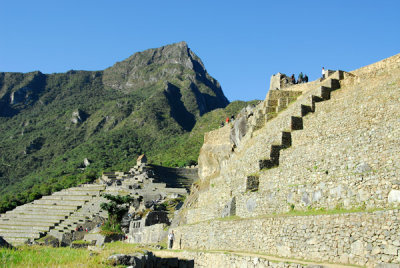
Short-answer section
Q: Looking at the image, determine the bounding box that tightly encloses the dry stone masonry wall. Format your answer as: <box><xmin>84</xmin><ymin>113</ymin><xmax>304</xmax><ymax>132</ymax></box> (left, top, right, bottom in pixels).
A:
<box><xmin>186</xmin><ymin>55</ymin><xmax>400</xmax><ymax>222</ymax></box>
<box><xmin>175</xmin><ymin>210</ymin><xmax>400</xmax><ymax>267</ymax></box>
<box><xmin>178</xmin><ymin>53</ymin><xmax>400</xmax><ymax>267</ymax></box>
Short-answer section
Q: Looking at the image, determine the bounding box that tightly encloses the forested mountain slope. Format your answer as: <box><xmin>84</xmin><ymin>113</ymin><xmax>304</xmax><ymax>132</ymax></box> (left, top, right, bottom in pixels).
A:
<box><xmin>0</xmin><ymin>41</ymin><xmax>255</xmax><ymax>212</ymax></box>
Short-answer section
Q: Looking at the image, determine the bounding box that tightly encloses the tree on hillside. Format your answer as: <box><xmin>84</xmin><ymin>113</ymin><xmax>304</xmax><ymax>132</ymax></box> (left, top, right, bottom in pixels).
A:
<box><xmin>100</xmin><ymin>194</ymin><xmax>140</xmax><ymax>234</ymax></box>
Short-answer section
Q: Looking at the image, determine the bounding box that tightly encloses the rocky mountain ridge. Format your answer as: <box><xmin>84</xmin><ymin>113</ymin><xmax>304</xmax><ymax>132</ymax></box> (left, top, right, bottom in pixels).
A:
<box><xmin>0</xmin><ymin>42</ymin><xmax>241</xmax><ymax>213</ymax></box>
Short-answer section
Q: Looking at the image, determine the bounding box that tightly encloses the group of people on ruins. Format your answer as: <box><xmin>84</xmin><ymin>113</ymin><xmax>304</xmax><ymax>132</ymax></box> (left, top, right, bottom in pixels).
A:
<box><xmin>220</xmin><ymin>115</ymin><xmax>235</xmax><ymax>127</ymax></box>
<box><xmin>290</xmin><ymin>72</ymin><xmax>308</xmax><ymax>84</ymax></box>
<box><xmin>75</xmin><ymin>226</ymin><xmax>90</xmax><ymax>232</ymax></box>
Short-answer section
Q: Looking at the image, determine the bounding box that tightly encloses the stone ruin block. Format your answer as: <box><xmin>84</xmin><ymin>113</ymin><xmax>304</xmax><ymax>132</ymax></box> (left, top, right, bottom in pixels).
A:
<box><xmin>221</xmin><ymin>197</ymin><xmax>236</xmax><ymax>218</ymax></box>
<box><xmin>246</xmin><ymin>176</ymin><xmax>259</xmax><ymax>192</ymax></box>
<box><xmin>269</xmin><ymin>72</ymin><xmax>295</xmax><ymax>91</ymax></box>
<box><xmin>136</xmin><ymin>154</ymin><xmax>147</xmax><ymax>166</ymax></box>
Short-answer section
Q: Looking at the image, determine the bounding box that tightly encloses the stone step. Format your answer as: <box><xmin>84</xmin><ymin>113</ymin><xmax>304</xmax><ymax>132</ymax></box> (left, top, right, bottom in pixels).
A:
<box><xmin>265</xmin><ymin>106</ymin><xmax>277</xmax><ymax>114</ymax></box>
<box><xmin>266</xmin><ymin>90</ymin><xmax>303</xmax><ymax>100</ymax></box>
<box><xmin>265</xmin><ymin>113</ymin><xmax>277</xmax><ymax>121</ymax></box>
<box><xmin>58</xmin><ymin>222</ymin><xmax>80</xmax><ymax>228</ymax></box>
<box><xmin>2</xmin><ymin>237</ymin><xmax>29</xmax><ymax>245</ymax></box>
<box><xmin>321</xmin><ymin>77</ymin><xmax>340</xmax><ymax>90</ymax></box>
<box><xmin>13</xmin><ymin>204</ymin><xmax>79</xmax><ymax>210</ymax></box>
<box><xmin>300</xmin><ymin>104</ymin><xmax>313</xmax><ymax>117</ymax></box>
<box><xmin>290</xmin><ymin>116</ymin><xmax>303</xmax><ymax>131</ymax></box>
<box><xmin>55</xmin><ymin>226</ymin><xmax>75</xmax><ymax>231</ymax></box>
<box><xmin>67</xmin><ymin>215</ymin><xmax>89</xmax><ymax>220</ymax></box>
<box><xmin>42</xmin><ymin>195</ymin><xmax>93</xmax><ymax>201</ymax></box>
<box><xmin>0</xmin><ymin>221</ymin><xmax>54</xmax><ymax>227</ymax></box>
<box><xmin>329</xmin><ymin>70</ymin><xmax>344</xmax><ymax>80</ymax></box>
<box><xmin>0</xmin><ymin>228</ymin><xmax>44</xmax><ymax>234</ymax></box>
<box><xmin>55</xmin><ymin>229</ymin><xmax>74</xmax><ymax>234</ymax></box>
<box><xmin>6</xmin><ymin>210</ymin><xmax>73</xmax><ymax>216</ymax></box>
<box><xmin>0</xmin><ymin>225</ymin><xmax>50</xmax><ymax>232</ymax></box>
<box><xmin>1</xmin><ymin>214</ymin><xmax>67</xmax><ymax>221</ymax></box>
<box><xmin>57</xmin><ymin>224</ymin><xmax>73</xmax><ymax>229</ymax></box>
<box><xmin>33</xmin><ymin>199</ymin><xmax>85</xmax><ymax>206</ymax></box>
<box><xmin>320</xmin><ymin>86</ymin><xmax>332</xmax><ymax>100</ymax></box>
<box><xmin>76</xmin><ymin>187</ymin><xmax>105</xmax><ymax>192</ymax></box>
<box><xmin>1</xmin><ymin>232</ymin><xmax>42</xmax><ymax>239</ymax></box>
<box><xmin>281</xmin><ymin>131</ymin><xmax>292</xmax><ymax>148</ymax></box>
<box><xmin>52</xmin><ymin>191</ymin><xmax>99</xmax><ymax>196</ymax></box>
<box><xmin>0</xmin><ymin>217</ymin><xmax>61</xmax><ymax>223</ymax></box>
<box><xmin>162</xmin><ymin>188</ymin><xmax>188</xmax><ymax>194</ymax></box>
<box><xmin>267</xmin><ymin>99</ymin><xmax>278</xmax><ymax>106</ymax></box>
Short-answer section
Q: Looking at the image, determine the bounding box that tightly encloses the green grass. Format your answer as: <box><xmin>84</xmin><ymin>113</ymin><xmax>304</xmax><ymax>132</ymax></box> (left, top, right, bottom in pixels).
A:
<box><xmin>216</xmin><ymin>215</ymin><xmax>241</xmax><ymax>221</ymax></box>
<box><xmin>0</xmin><ymin>241</ymin><xmax>143</xmax><ymax>268</ymax></box>
<box><xmin>71</xmin><ymin>240</ymin><xmax>91</xmax><ymax>245</ymax></box>
<box><xmin>189</xmin><ymin>206</ymin><xmax>398</xmax><ymax>225</ymax></box>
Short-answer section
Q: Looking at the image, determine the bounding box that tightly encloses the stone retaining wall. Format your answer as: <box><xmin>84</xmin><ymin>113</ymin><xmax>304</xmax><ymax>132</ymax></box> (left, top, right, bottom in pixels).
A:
<box><xmin>154</xmin><ymin>251</ymin><xmax>311</xmax><ymax>268</ymax></box>
<box><xmin>128</xmin><ymin>223</ymin><xmax>167</xmax><ymax>244</ymax></box>
<box><xmin>185</xmin><ymin>54</ymin><xmax>400</xmax><ymax>223</ymax></box>
<box><xmin>175</xmin><ymin>210</ymin><xmax>400</xmax><ymax>267</ymax></box>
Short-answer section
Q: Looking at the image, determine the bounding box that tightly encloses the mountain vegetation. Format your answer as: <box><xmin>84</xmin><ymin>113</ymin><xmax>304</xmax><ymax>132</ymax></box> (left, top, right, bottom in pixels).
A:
<box><xmin>0</xmin><ymin>41</ymin><xmax>257</xmax><ymax>213</ymax></box>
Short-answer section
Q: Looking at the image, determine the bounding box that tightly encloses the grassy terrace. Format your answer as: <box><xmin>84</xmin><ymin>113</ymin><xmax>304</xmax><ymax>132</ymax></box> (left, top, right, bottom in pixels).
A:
<box><xmin>0</xmin><ymin>241</ymin><xmax>144</xmax><ymax>268</ymax></box>
<box><xmin>185</xmin><ymin>206</ymin><xmax>400</xmax><ymax>225</ymax></box>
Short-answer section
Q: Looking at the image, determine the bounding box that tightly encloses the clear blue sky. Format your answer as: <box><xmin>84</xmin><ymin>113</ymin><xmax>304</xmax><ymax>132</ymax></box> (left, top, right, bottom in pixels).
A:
<box><xmin>0</xmin><ymin>1</ymin><xmax>399</xmax><ymax>101</ymax></box>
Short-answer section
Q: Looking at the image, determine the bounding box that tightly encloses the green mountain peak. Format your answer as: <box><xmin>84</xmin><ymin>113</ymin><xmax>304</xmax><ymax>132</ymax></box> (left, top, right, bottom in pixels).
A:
<box><xmin>0</xmin><ymin>42</ymin><xmax>253</xmax><ymax>213</ymax></box>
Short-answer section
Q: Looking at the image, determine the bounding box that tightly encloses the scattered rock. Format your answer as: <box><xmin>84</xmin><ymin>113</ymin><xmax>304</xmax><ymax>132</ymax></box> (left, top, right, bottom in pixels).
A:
<box><xmin>83</xmin><ymin>158</ymin><xmax>91</xmax><ymax>167</ymax></box>
<box><xmin>107</xmin><ymin>252</ymin><xmax>193</xmax><ymax>267</ymax></box>
<box><xmin>71</xmin><ymin>109</ymin><xmax>87</xmax><ymax>124</ymax></box>
<box><xmin>35</xmin><ymin>235</ymin><xmax>59</xmax><ymax>247</ymax></box>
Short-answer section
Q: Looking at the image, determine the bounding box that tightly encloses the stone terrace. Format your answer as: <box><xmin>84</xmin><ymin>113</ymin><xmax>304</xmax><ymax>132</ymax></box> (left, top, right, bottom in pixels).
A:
<box><xmin>48</xmin><ymin>195</ymin><xmax>108</xmax><ymax>242</ymax></box>
<box><xmin>0</xmin><ymin>184</ymin><xmax>105</xmax><ymax>246</ymax></box>
<box><xmin>177</xmin><ymin>54</ymin><xmax>400</xmax><ymax>266</ymax></box>
<box><xmin>187</xmin><ymin>71</ymin><xmax>347</xmax><ymax>223</ymax></box>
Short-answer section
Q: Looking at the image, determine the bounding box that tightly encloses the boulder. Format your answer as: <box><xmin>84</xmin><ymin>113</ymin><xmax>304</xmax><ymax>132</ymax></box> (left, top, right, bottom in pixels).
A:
<box><xmin>230</xmin><ymin>105</ymin><xmax>255</xmax><ymax>148</ymax></box>
<box><xmin>107</xmin><ymin>253</ymin><xmax>145</xmax><ymax>266</ymax></box>
<box><xmin>84</xmin><ymin>233</ymin><xmax>124</xmax><ymax>246</ymax></box>
<box><xmin>36</xmin><ymin>235</ymin><xmax>60</xmax><ymax>247</ymax></box>
<box><xmin>198</xmin><ymin>126</ymin><xmax>233</xmax><ymax>181</ymax></box>
<box><xmin>71</xmin><ymin>109</ymin><xmax>87</xmax><ymax>124</ymax></box>
<box><xmin>83</xmin><ymin>158</ymin><xmax>91</xmax><ymax>167</ymax></box>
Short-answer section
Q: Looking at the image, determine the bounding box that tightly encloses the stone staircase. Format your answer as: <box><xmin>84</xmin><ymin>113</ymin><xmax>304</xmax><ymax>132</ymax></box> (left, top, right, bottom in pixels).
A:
<box><xmin>183</xmin><ymin>70</ymin><xmax>347</xmax><ymax>223</ymax></box>
<box><xmin>0</xmin><ymin>184</ymin><xmax>105</xmax><ymax>246</ymax></box>
<box><xmin>48</xmin><ymin>195</ymin><xmax>108</xmax><ymax>241</ymax></box>
<box><xmin>257</xmin><ymin>71</ymin><xmax>343</xmax><ymax>173</ymax></box>
<box><xmin>253</xmin><ymin>90</ymin><xmax>303</xmax><ymax>131</ymax></box>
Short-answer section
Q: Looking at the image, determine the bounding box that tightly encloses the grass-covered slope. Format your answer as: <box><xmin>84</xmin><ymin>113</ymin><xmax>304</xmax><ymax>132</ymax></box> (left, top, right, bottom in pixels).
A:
<box><xmin>0</xmin><ymin>41</ymin><xmax>256</xmax><ymax>213</ymax></box>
